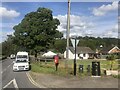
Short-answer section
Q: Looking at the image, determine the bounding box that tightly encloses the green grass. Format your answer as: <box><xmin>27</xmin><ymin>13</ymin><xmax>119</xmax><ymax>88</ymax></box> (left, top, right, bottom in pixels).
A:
<box><xmin>31</xmin><ymin>61</ymin><xmax>71</xmax><ymax>77</ymax></box>
<box><xmin>112</xmin><ymin>74</ymin><xmax>120</xmax><ymax>79</ymax></box>
<box><xmin>31</xmin><ymin>59</ymin><xmax>119</xmax><ymax>77</ymax></box>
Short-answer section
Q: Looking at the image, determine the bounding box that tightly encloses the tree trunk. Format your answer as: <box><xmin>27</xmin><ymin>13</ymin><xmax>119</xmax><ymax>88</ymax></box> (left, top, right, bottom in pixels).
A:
<box><xmin>35</xmin><ymin>50</ymin><xmax>37</xmax><ymax>61</ymax></box>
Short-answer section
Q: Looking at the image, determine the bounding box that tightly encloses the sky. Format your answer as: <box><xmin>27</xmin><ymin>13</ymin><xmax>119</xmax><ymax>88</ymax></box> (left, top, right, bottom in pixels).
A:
<box><xmin>0</xmin><ymin>1</ymin><xmax>119</xmax><ymax>43</ymax></box>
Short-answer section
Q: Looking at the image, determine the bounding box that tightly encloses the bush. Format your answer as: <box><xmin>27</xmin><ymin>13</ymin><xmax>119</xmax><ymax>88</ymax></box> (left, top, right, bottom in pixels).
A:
<box><xmin>0</xmin><ymin>55</ymin><xmax>7</xmax><ymax>60</ymax></box>
<box><xmin>106</xmin><ymin>54</ymin><xmax>117</xmax><ymax>60</ymax></box>
<box><xmin>117</xmin><ymin>53</ymin><xmax>120</xmax><ymax>59</ymax></box>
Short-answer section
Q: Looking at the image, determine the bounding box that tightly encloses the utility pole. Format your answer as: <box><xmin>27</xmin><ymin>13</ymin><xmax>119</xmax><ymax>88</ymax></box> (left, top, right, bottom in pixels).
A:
<box><xmin>66</xmin><ymin>0</ymin><xmax>70</xmax><ymax>59</ymax></box>
<box><xmin>65</xmin><ymin>0</ymin><xmax>70</xmax><ymax>70</ymax></box>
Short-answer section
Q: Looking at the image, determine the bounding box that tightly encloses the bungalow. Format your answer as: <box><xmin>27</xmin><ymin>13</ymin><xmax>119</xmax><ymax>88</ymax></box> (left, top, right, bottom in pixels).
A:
<box><xmin>100</xmin><ymin>46</ymin><xmax>120</xmax><ymax>54</ymax></box>
<box><xmin>99</xmin><ymin>46</ymin><xmax>120</xmax><ymax>59</ymax></box>
<box><xmin>64</xmin><ymin>47</ymin><xmax>95</xmax><ymax>60</ymax></box>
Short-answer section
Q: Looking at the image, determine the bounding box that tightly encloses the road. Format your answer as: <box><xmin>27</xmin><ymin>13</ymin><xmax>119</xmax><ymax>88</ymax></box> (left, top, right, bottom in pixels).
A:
<box><xmin>1</xmin><ymin>58</ymin><xmax>38</xmax><ymax>89</ymax></box>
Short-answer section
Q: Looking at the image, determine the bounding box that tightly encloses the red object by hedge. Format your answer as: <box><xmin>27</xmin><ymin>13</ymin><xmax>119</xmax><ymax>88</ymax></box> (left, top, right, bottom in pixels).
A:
<box><xmin>54</xmin><ymin>55</ymin><xmax>59</xmax><ymax>64</ymax></box>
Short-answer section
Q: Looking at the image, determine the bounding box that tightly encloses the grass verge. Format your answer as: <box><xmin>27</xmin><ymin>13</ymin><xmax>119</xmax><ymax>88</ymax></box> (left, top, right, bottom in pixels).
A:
<box><xmin>31</xmin><ymin>59</ymin><xmax>119</xmax><ymax>77</ymax></box>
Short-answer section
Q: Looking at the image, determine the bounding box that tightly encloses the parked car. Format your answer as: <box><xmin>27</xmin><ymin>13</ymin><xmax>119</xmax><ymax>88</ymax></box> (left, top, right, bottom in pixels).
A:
<box><xmin>10</xmin><ymin>54</ymin><xmax>15</xmax><ymax>59</ymax></box>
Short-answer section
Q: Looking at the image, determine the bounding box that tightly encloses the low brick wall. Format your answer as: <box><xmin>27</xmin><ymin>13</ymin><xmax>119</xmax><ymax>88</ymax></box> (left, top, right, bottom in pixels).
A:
<box><xmin>106</xmin><ymin>70</ymin><xmax>118</xmax><ymax>75</ymax></box>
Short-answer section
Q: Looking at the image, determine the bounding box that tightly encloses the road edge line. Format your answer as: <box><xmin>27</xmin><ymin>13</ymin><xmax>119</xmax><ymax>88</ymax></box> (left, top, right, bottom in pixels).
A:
<box><xmin>26</xmin><ymin>72</ymin><xmax>47</xmax><ymax>88</ymax></box>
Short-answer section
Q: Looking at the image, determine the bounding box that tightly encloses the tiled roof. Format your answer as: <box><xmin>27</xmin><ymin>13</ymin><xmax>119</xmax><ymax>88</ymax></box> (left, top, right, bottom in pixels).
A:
<box><xmin>69</xmin><ymin>47</ymin><xmax>95</xmax><ymax>54</ymax></box>
<box><xmin>100</xmin><ymin>46</ymin><xmax>120</xmax><ymax>54</ymax></box>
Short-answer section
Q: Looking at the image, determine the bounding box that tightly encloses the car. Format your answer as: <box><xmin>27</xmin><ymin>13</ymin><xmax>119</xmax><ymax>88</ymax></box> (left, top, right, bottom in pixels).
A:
<box><xmin>13</xmin><ymin>60</ymin><xmax>30</xmax><ymax>71</ymax></box>
<box><xmin>10</xmin><ymin>54</ymin><xmax>15</xmax><ymax>59</ymax></box>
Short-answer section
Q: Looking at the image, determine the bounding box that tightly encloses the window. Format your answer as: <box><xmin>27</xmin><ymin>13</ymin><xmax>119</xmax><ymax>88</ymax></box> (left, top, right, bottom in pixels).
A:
<box><xmin>83</xmin><ymin>53</ymin><xmax>86</xmax><ymax>57</ymax></box>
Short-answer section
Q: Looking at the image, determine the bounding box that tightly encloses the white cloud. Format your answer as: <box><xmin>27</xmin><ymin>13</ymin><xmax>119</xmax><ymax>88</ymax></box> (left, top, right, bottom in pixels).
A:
<box><xmin>92</xmin><ymin>1</ymin><xmax>118</xmax><ymax>16</ymax></box>
<box><xmin>0</xmin><ymin>7</ymin><xmax>20</xmax><ymax>19</ymax></box>
<box><xmin>102</xmin><ymin>24</ymin><xmax>118</xmax><ymax>38</ymax></box>
<box><xmin>54</xmin><ymin>15</ymin><xmax>95</xmax><ymax>37</ymax></box>
<box><xmin>0</xmin><ymin>29</ymin><xmax>14</xmax><ymax>43</ymax></box>
<box><xmin>114</xmin><ymin>24</ymin><xmax>118</xmax><ymax>30</ymax></box>
<box><xmin>0</xmin><ymin>23</ymin><xmax>16</xmax><ymax>43</ymax></box>
<box><xmin>54</xmin><ymin>14</ymin><xmax>118</xmax><ymax>38</ymax></box>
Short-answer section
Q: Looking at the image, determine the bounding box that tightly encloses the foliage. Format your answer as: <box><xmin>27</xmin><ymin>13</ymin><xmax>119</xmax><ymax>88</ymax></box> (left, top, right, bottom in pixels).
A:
<box><xmin>77</xmin><ymin>36</ymin><xmax>119</xmax><ymax>51</ymax></box>
<box><xmin>106</xmin><ymin>54</ymin><xmax>117</xmax><ymax>70</ymax></box>
<box><xmin>54</xmin><ymin>39</ymin><xmax>66</xmax><ymax>53</ymax></box>
<box><xmin>2</xmin><ymin>34</ymin><xmax>120</xmax><ymax>57</ymax></box>
<box><xmin>0</xmin><ymin>55</ymin><xmax>7</xmax><ymax>60</ymax></box>
<box><xmin>112</xmin><ymin>74</ymin><xmax>120</xmax><ymax>79</ymax></box>
<box><xmin>13</xmin><ymin>7</ymin><xmax>63</xmax><ymax>57</ymax></box>
<box><xmin>2</xmin><ymin>35</ymin><xmax>19</xmax><ymax>56</ymax></box>
<box><xmin>117</xmin><ymin>53</ymin><xmax>120</xmax><ymax>59</ymax></box>
<box><xmin>106</xmin><ymin>54</ymin><xmax>117</xmax><ymax>60</ymax></box>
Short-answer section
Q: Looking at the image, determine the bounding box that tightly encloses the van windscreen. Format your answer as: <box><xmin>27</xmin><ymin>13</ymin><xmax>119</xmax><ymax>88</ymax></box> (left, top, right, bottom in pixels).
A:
<box><xmin>17</xmin><ymin>55</ymin><xmax>27</xmax><ymax>58</ymax></box>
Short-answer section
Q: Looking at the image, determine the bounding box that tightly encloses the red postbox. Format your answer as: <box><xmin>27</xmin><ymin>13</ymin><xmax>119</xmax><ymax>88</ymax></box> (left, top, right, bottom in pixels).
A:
<box><xmin>54</xmin><ymin>55</ymin><xmax>59</xmax><ymax>71</ymax></box>
<box><xmin>54</xmin><ymin>55</ymin><xmax>59</xmax><ymax>64</ymax></box>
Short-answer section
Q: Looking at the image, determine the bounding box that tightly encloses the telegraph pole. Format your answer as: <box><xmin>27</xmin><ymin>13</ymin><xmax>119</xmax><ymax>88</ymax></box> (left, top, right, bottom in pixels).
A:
<box><xmin>65</xmin><ymin>0</ymin><xmax>70</xmax><ymax>70</ymax></box>
<box><xmin>66</xmin><ymin>0</ymin><xmax>70</xmax><ymax>59</ymax></box>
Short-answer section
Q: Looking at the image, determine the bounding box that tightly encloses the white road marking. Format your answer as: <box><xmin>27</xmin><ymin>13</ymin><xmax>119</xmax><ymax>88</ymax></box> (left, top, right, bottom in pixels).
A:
<box><xmin>7</xmin><ymin>64</ymin><xmax>11</xmax><ymax>68</ymax></box>
<box><xmin>3</xmin><ymin>78</ymin><xmax>19</xmax><ymax>89</ymax></box>
<box><xmin>13</xmin><ymin>78</ymin><xmax>19</xmax><ymax>89</ymax></box>
<box><xmin>26</xmin><ymin>72</ymin><xmax>46</xmax><ymax>88</ymax></box>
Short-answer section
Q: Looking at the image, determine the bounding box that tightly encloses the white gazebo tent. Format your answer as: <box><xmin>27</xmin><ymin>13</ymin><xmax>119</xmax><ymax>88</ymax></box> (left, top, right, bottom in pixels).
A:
<box><xmin>42</xmin><ymin>51</ymin><xmax>57</xmax><ymax>58</ymax></box>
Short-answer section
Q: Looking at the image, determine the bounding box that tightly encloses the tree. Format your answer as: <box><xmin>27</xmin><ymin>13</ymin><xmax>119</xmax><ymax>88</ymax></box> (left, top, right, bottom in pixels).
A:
<box><xmin>54</xmin><ymin>39</ymin><xmax>66</xmax><ymax>53</ymax></box>
<box><xmin>2</xmin><ymin>35</ymin><xmax>18</xmax><ymax>56</ymax></box>
<box><xmin>13</xmin><ymin>7</ymin><xmax>63</xmax><ymax>58</ymax></box>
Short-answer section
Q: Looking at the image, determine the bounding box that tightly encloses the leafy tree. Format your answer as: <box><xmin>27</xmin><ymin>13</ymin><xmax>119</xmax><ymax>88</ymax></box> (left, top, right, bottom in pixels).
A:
<box><xmin>2</xmin><ymin>35</ymin><xmax>18</xmax><ymax>56</ymax></box>
<box><xmin>77</xmin><ymin>36</ymin><xmax>119</xmax><ymax>51</ymax></box>
<box><xmin>54</xmin><ymin>39</ymin><xmax>66</xmax><ymax>53</ymax></box>
<box><xmin>13</xmin><ymin>7</ymin><xmax>63</xmax><ymax>58</ymax></box>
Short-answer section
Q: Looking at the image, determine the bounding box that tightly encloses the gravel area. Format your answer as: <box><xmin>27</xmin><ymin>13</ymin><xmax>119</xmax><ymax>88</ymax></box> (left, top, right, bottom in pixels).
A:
<box><xmin>29</xmin><ymin>71</ymin><xmax>118</xmax><ymax>88</ymax></box>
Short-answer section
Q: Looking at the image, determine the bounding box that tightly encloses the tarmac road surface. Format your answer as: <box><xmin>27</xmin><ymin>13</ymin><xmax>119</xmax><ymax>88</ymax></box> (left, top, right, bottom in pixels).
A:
<box><xmin>1</xmin><ymin>58</ymin><xmax>38</xmax><ymax>89</ymax></box>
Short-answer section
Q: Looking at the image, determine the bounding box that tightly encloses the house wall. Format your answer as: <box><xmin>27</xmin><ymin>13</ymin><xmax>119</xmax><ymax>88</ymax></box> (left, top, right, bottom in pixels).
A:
<box><xmin>108</xmin><ymin>47</ymin><xmax>120</xmax><ymax>54</ymax></box>
<box><xmin>64</xmin><ymin>50</ymin><xmax>79</xmax><ymax>59</ymax></box>
<box><xmin>79</xmin><ymin>53</ymin><xmax>89</xmax><ymax>59</ymax></box>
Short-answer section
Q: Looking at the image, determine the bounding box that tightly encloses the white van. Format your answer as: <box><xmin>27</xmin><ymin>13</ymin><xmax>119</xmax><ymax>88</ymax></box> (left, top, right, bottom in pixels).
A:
<box><xmin>13</xmin><ymin>51</ymin><xmax>30</xmax><ymax>71</ymax></box>
<box><xmin>16</xmin><ymin>51</ymin><xmax>29</xmax><ymax>62</ymax></box>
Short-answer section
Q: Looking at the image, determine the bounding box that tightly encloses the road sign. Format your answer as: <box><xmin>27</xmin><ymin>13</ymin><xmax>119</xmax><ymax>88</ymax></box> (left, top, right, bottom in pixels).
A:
<box><xmin>71</xmin><ymin>38</ymin><xmax>79</xmax><ymax>76</ymax></box>
<box><xmin>71</xmin><ymin>39</ymin><xmax>79</xmax><ymax>48</ymax></box>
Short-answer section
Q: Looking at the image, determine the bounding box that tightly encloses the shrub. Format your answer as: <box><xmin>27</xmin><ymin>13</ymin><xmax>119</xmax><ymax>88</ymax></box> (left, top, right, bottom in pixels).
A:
<box><xmin>106</xmin><ymin>54</ymin><xmax>117</xmax><ymax>70</ymax></box>
<box><xmin>106</xmin><ymin>54</ymin><xmax>116</xmax><ymax>60</ymax></box>
<box><xmin>117</xmin><ymin>53</ymin><xmax>120</xmax><ymax>59</ymax></box>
